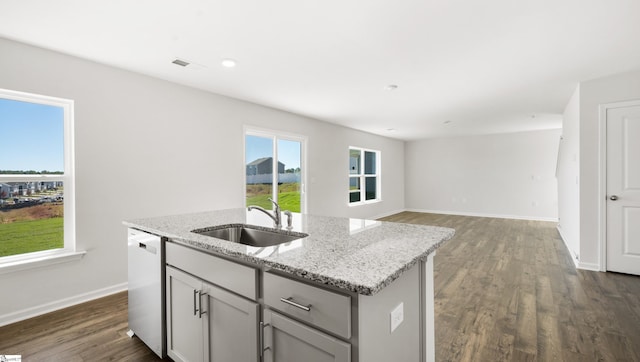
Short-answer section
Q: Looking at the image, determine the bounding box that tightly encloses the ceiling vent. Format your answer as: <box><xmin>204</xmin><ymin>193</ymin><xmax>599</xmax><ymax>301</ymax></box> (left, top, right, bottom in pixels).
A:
<box><xmin>172</xmin><ymin>59</ymin><xmax>190</xmax><ymax>67</ymax></box>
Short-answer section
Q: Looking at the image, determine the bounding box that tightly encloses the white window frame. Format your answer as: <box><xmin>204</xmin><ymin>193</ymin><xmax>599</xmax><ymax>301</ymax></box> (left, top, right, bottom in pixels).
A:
<box><xmin>0</xmin><ymin>88</ymin><xmax>83</xmax><ymax>274</ymax></box>
<box><xmin>349</xmin><ymin>146</ymin><xmax>381</xmax><ymax>206</ymax></box>
<box><xmin>243</xmin><ymin>126</ymin><xmax>308</xmax><ymax>214</ymax></box>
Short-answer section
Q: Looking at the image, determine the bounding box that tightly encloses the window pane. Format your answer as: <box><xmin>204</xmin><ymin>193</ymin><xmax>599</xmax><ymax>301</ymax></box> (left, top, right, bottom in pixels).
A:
<box><xmin>349</xmin><ymin>149</ymin><xmax>361</xmax><ymax>175</ymax></box>
<box><xmin>364</xmin><ymin>151</ymin><xmax>376</xmax><ymax>175</ymax></box>
<box><xmin>0</xmin><ymin>181</ymin><xmax>64</xmax><ymax>257</ymax></box>
<box><xmin>246</xmin><ymin>135</ymin><xmax>274</xmax><ymax>210</ymax></box>
<box><xmin>349</xmin><ymin>177</ymin><xmax>360</xmax><ymax>191</ymax></box>
<box><xmin>349</xmin><ymin>192</ymin><xmax>361</xmax><ymax>203</ymax></box>
<box><xmin>277</xmin><ymin>139</ymin><xmax>301</xmax><ymax>213</ymax></box>
<box><xmin>365</xmin><ymin>177</ymin><xmax>377</xmax><ymax>200</ymax></box>
<box><xmin>349</xmin><ymin>177</ymin><xmax>361</xmax><ymax>203</ymax></box>
<box><xmin>0</xmin><ymin>98</ymin><xmax>64</xmax><ymax>173</ymax></box>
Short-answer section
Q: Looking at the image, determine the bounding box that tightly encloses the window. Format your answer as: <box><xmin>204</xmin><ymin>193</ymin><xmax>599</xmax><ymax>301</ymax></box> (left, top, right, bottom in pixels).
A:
<box><xmin>0</xmin><ymin>88</ymin><xmax>78</xmax><ymax>268</ymax></box>
<box><xmin>349</xmin><ymin>147</ymin><xmax>380</xmax><ymax>205</ymax></box>
<box><xmin>244</xmin><ymin>127</ymin><xmax>306</xmax><ymax>213</ymax></box>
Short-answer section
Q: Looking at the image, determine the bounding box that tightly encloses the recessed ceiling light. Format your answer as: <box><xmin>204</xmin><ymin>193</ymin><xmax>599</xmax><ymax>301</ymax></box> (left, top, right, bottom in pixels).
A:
<box><xmin>172</xmin><ymin>58</ymin><xmax>190</xmax><ymax>67</ymax></box>
<box><xmin>384</xmin><ymin>84</ymin><xmax>398</xmax><ymax>91</ymax></box>
<box><xmin>221</xmin><ymin>58</ymin><xmax>237</xmax><ymax>68</ymax></box>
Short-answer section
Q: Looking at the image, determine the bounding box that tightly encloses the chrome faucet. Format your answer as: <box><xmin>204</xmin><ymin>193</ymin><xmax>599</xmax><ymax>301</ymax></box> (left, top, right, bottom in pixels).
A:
<box><xmin>248</xmin><ymin>198</ymin><xmax>282</xmax><ymax>228</ymax></box>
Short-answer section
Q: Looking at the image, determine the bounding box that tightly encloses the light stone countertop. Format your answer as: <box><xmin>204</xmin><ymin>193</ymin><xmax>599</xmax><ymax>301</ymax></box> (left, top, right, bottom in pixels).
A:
<box><xmin>123</xmin><ymin>208</ymin><xmax>455</xmax><ymax>295</ymax></box>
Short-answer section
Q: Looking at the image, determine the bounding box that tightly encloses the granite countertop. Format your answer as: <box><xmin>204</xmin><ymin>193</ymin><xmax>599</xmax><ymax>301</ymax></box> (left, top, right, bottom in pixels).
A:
<box><xmin>123</xmin><ymin>208</ymin><xmax>454</xmax><ymax>296</ymax></box>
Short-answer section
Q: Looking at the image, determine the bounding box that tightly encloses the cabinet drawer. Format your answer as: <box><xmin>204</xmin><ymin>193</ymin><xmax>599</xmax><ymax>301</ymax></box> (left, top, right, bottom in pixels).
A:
<box><xmin>263</xmin><ymin>272</ymin><xmax>351</xmax><ymax>339</ymax></box>
<box><xmin>166</xmin><ymin>242</ymin><xmax>258</xmax><ymax>301</ymax></box>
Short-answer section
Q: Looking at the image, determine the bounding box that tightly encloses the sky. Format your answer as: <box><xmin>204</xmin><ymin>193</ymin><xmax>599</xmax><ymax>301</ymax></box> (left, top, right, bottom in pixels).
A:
<box><xmin>0</xmin><ymin>98</ymin><xmax>64</xmax><ymax>172</ymax></box>
<box><xmin>245</xmin><ymin>135</ymin><xmax>301</xmax><ymax>170</ymax></box>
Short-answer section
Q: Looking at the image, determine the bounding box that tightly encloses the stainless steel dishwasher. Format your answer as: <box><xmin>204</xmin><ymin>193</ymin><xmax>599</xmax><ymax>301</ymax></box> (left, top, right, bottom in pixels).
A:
<box><xmin>127</xmin><ymin>228</ymin><xmax>165</xmax><ymax>358</ymax></box>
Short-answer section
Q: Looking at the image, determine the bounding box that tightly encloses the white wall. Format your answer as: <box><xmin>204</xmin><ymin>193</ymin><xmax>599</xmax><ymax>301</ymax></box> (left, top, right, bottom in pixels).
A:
<box><xmin>405</xmin><ymin>129</ymin><xmax>561</xmax><ymax>221</ymax></box>
<box><xmin>0</xmin><ymin>37</ymin><xmax>404</xmax><ymax>324</ymax></box>
<box><xmin>576</xmin><ymin>69</ymin><xmax>640</xmax><ymax>269</ymax></box>
<box><xmin>557</xmin><ymin>85</ymin><xmax>580</xmax><ymax>262</ymax></box>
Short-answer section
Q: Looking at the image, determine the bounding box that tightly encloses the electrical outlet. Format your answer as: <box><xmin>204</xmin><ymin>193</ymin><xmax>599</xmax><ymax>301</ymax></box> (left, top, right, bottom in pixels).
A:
<box><xmin>390</xmin><ymin>302</ymin><xmax>404</xmax><ymax>333</ymax></box>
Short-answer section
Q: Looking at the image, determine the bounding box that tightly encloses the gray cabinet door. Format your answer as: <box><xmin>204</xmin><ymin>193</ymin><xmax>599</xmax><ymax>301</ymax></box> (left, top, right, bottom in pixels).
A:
<box><xmin>203</xmin><ymin>283</ymin><xmax>259</xmax><ymax>362</ymax></box>
<box><xmin>166</xmin><ymin>266</ymin><xmax>204</xmax><ymax>362</ymax></box>
<box><xmin>263</xmin><ymin>309</ymin><xmax>350</xmax><ymax>362</ymax></box>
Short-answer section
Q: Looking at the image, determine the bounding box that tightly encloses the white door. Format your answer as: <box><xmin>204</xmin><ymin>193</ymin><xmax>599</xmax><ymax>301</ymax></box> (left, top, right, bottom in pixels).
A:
<box><xmin>606</xmin><ymin>103</ymin><xmax>640</xmax><ymax>275</ymax></box>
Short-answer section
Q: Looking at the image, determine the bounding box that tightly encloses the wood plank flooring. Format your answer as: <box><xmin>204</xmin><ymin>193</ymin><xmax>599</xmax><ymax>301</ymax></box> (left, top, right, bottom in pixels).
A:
<box><xmin>0</xmin><ymin>292</ymin><xmax>161</xmax><ymax>361</ymax></box>
<box><xmin>380</xmin><ymin>212</ymin><xmax>640</xmax><ymax>362</ymax></box>
<box><xmin>1</xmin><ymin>212</ymin><xmax>639</xmax><ymax>361</ymax></box>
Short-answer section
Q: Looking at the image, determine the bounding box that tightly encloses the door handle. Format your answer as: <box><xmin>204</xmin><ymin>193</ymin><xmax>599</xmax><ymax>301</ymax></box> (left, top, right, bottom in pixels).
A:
<box><xmin>260</xmin><ymin>322</ymin><xmax>271</xmax><ymax>357</ymax></box>
<box><xmin>198</xmin><ymin>292</ymin><xmax>207</xmax><ymax>318</ymax></box>
<box><xmin>610</xmin><ymin>195</ymin><xmax>619</xmax><ymax>201</ymax></box>
<box><xmin>193</xmin><ymin>290</ymin><xmax>199</xmax><ymax>316</ymax></box>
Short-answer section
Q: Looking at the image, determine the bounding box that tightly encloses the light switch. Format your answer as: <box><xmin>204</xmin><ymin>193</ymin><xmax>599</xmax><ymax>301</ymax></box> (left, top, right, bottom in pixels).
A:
<box><xmin>390</xmin><ymin>302</ymin><xmax>404</xmax><ymax>333</ymax></box>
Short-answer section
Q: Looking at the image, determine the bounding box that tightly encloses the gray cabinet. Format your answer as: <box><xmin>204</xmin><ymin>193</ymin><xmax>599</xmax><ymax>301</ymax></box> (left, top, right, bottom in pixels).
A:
<box><xmin>263</xmin><ymin>309</ymin><xmax>351</xmax><ymax>362</ymax></box>
<box><xmin>166</xmin><ymin>266</ymin><xmax>204</xmax><ymax>362</ymax></box>
<box><xmin>162</xmin><ymin>240</ymin><xmax>435</xmax><ymax>362</ymax></box>
<box><xmin>263</xmin><ymin>272</ymin><xmax>351</xmax><ymax>339</ymax></box>
<box><xmin>166</xmin><ymin>266</ymin><xmax>259</xmax><ymax>362</ymax></box>
<box><xmin>204</xmin><ymin>282</ymin><xmax>259</xmax><ymax>362</ymax></box>
<box><xmin>262</xmin><ymin>271</ymin><xmax>351</xmax><ymax>362</ymax></box>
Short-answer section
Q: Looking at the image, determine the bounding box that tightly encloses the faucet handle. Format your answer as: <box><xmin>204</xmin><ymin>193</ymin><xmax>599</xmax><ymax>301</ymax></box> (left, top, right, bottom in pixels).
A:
<box><xmin>267</xmin><ymin>198</ymin><xmax>280</xmax><ymax>211</ymax></box>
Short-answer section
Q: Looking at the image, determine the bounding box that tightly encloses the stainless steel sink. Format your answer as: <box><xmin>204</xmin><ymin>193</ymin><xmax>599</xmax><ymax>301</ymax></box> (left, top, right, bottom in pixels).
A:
<box><xmin>192</xmin><ymin>224</ymin><xmax>308</xmax><ymax>247</ymax></box>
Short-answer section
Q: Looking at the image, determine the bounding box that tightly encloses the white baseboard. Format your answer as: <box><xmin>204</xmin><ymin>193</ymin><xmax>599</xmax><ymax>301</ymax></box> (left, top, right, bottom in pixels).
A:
<box><xmin>556</xmin><ymin>225</ymin><xmax>580</xmax><ymax>269</ymax></box>
<box><xmin>577</xmin><ymin>261</ymin><xmax>601</xmax><ymax>271</ymax></box>
<box><xmin>555</xmin><ymin>225</ymin><xmax>602</xmax><ymax>271</ymax></box>
<box><xmin>0</xmin><ymin>282</ymin><xmax>128</xmax><ymax>327</ymax></box>
<box><xmin>370</xmin><ymin>208</ymin><xmax>407</xmax><ymax>220</ymax></box>
<box><xmin>405</xmin><ymin>208</ymin><xmax>559</xmax><ymax>222</ymax></box>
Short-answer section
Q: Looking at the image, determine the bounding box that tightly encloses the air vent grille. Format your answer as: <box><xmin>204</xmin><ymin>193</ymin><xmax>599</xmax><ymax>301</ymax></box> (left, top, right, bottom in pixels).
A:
<box><xmin>172</xmin><ymin>59</ymin><xmax>190</xmax><ymax>67</ymax></box>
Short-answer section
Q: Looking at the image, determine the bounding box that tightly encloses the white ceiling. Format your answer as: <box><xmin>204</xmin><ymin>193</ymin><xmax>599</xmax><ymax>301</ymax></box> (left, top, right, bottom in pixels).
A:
<box><xmin>1</xmin><ymin>0</ymin><xmax>640</xmax><ymax>140</ymax></box>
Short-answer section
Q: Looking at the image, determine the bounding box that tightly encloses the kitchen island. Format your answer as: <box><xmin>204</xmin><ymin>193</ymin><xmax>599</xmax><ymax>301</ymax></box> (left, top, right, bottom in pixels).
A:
<box><xmin>124</xmin><ymin>209</ymin><xmax>454</xmax><ymax>362</ymax></box>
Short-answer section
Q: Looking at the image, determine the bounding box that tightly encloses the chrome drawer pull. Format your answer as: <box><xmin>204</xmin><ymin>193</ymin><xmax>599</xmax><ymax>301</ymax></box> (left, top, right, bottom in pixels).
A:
<box><xmin>260</xmin><ymin>322</ymin><xmax>271</xmax><ymax>356</ymax></box>
<box><xmin>199</xmin><ymin>292</ymin><xmax>208</xmax><ymax>318</ymax></box>
<box><xmin>280</xmin><ymin>297</ymin><xmax>311</xmax><ymax>311</ymax></box>
<box><xmin>193</xmin><ymin>290</ymin><xmax>198</xmax><ymax>316</ymax></box>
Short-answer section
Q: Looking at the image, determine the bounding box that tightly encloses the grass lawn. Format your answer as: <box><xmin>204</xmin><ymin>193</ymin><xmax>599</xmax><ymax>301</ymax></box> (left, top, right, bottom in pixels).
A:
<box><xmin>0</xmin><ymin>217</ymin><xmax>64</xmax><ymax>257</ymax></box>
<box><xmin>246</xmin><ymin>182</ymin><xmax>301</xmax><ymax>212</ymax></box>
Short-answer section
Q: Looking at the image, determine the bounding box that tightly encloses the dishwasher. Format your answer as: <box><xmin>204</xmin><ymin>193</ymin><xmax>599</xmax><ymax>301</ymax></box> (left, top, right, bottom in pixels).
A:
<box><xmin>127</xmin><ymin>228</ymin><xmax>165</xmax><ymax>358</ymax></box>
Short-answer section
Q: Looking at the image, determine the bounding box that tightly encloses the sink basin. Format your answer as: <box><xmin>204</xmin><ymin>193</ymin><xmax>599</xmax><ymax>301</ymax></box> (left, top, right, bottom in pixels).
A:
<box><xmin>192</xmin><ymin>224</ymin><xmax>308</xmax><ymax>247</ymax></box>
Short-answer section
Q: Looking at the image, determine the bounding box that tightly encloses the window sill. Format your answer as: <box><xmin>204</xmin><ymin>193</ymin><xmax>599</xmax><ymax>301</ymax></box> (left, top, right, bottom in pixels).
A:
<box><xmin>0</xmin><ymin>250</ymin><xmax>86</xmax><ymax>275</ymax></box>
<box><xmin>348</xmin><ymin>199</ymin><xmax>382</xmax><ymax>207</ymax></box>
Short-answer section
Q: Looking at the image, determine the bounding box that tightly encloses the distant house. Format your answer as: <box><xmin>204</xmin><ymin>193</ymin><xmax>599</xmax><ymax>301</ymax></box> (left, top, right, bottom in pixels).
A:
<box><xmin>246</xmin><ymin>157</ymin><xmax>285</xmax><ymax>176</ymax></box>
<box><xmin>36</xmin><ymin>181</ymin><xmax>62</xmax><ymax>191</ymax></box>
<box><xmin>9</xmin><ymin>182</ymin><xmax>31</xmax><ymax>196</ymax></box>
<box><xmin>5</xmin><ymin>182</ymin><xmax>41</xmax><ymax>196</ymax></box>
<box><xmin>0</xmin><ymin>183</ymin><xmax>11</xmax><ymax>198</ymax></box>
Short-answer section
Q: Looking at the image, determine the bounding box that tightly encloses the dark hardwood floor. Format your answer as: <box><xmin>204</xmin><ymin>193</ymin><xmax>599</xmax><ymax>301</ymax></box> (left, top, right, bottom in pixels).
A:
<box><xmin>1</xmin><ymin>212</ymin><xmax>639</xmax><ymax>361</ymax></box>
<box><xmin>0</xmin><ymin>291</ymin><xmax>162</xmax><ymax>362</ymax></box>
<box><xmin>381</xmin><ymin>212</ymin><xmax>640</xmax><ymax>361</ymax></box>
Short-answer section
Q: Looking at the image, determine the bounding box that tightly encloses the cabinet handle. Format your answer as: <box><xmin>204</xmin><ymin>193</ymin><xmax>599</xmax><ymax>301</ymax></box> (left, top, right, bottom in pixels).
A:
<box><xmin>260</xmin><ymin>322</ymin><xmax>271</xmax><ymax>357</ymax></box>
<box><xmin>280</xmin><ymin>297</ymin><xmax>311</xmax><ymax>312</ymax></box>
<box><xmin>198</xmin><ymin>292</ymin><xmax>208</xmax><ymax>318</ymax></box>
<box><xmin>193</xmin><ymin>290</ymin><xmax>199</xmax><ymax>316</ymax></box>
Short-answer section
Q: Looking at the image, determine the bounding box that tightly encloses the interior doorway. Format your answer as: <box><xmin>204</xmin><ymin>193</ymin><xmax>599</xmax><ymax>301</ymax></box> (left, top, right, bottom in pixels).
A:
<box><xmin>601</xmin><ymin>100</ymin><xmax>640</xmax><ymax>275</ymax></box>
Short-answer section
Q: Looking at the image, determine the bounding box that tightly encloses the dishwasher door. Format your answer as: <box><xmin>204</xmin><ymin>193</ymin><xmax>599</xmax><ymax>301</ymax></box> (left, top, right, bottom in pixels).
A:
<box><xmin>128</xmin><ymin>228</ymin><xmax>165</xmax><ymax>357</ymax></box>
